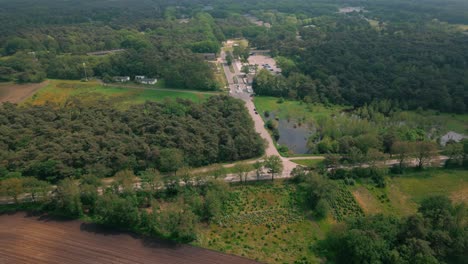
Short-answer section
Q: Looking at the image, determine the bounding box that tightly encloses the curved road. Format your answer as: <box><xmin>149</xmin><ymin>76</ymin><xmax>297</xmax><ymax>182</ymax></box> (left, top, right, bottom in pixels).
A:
<box><xmin>220</xmin><ymin>49</ymin><xmax>302</xmax><ymax>178</ymax></box>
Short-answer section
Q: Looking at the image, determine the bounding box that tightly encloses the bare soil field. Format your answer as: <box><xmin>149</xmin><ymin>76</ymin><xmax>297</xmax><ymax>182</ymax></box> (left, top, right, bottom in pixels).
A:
<box><xmin>0</xmin><ymin>213</ymin><xmax>258</xmax><ymax>264</ymax></box>
<box><xmin>0</xmin><ymin>81</ymin><xmax>48</xmax><ymax>104</ymax></box>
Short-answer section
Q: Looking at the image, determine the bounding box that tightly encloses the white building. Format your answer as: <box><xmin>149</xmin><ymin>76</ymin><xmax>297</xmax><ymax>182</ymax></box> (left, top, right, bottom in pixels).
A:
<box><xmin>139</xmin><ymin>78</ymin><xmax>158</xmax><ymax>85</ymax></box>
<box><xmin>113</xmin><ymin>76</ymin><xmax>130</xmax><ymax>82</ymax></box>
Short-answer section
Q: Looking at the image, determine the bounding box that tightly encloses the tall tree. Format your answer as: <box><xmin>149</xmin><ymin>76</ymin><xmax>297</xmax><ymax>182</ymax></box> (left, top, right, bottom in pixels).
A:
<box><xmin>264</xmin><ymin>155</ymin><xmax>283</xmax><ymax>180</ymax></box>
<box><xmin>56</xmin><ymin>178</ymin><xmax>82</xmax><ymax>217</ymax></box>
<box><xmin>391</xmin><ymin>141</ymin><xmax>413</xmax><ymax>172</ymax></box>
<box><xmin>140</xmin><ymin>168</ymin><xmax>162</xmax><ymax>192</ymax></box>
<box><xmin>159</xmin><ymin>148</ymin><xmax>184</xmax><ymax>176</ymax></box>
<box><xmin>0</xmin><ymin>178</ymin><xmax>24</xmax><ymax>204</ymax></box>
<box><xmin>253</xmin><ymin>161</ymin><xmax>263</xmax><ymax>181</ymax></box>
<box><xmin>234</xmin><ymin>162</ymin><xmax>250</xmax><ymax>183</ymax></box>
<box><xmin>113</xmin><ymin>170</ymin><xmax>135</xmax><ymax>195</ymax></box>
<box><xmin>23</xmin><ymin>177</ymin><xmax>50</xmax><ymax>203</ymax></box>
<box><xmin>413</xmin><ymin>142</ymin><xmax>438</xmax><ymax>169</ymax></box>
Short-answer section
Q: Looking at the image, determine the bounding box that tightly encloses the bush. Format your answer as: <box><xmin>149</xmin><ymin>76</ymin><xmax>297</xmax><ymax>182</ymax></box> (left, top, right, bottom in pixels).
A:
<box><xmin>278</xmin><ymin>145</ymin><xmax>289</xmax><ymax>155</ymax></box>
<box><xmin>344</xmin><ymin>177</ymin><xmax>356</xmax><ymax>186</ymax></box>
<box><xmin>329</xmin><ymin>169</ymin><xmax>348</xmax><ymax>180</ymax></box>
<box><xmin>372</xmin><ymin>174</ymin><xmax>386</xmax><ymax>188</ymax></box>
<box><xmin>390</xmin><ymin>164</ymin><xmax>405</xmax><ymax>174</ymax></box>
<box><xmin>314</xmin><ymin>199</ymin><xmax>329</xmax><ymax>219</ymax></box>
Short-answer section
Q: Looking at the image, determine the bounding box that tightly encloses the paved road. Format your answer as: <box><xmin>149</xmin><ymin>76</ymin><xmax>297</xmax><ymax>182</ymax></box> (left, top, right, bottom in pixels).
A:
<box><xmin>220</xmin><ymin>49</ymin><xmax>299</xmax><ymax>178</ymax></box>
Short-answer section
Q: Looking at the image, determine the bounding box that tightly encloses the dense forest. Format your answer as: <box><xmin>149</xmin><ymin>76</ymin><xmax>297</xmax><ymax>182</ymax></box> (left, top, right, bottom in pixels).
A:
<box><xmin>1</xmin><ymin>0</ymin><xmax>467</xmax><ymax>111</ymax></box>
<box><xmin>252</xmin><ymin>14</ymin><xmax>468</xmax><ymax>113</ymax></box>
<box><xmin>0</xmin><ymin>96</ymin><xmax>264</xmax><ymax>182</ymax></box>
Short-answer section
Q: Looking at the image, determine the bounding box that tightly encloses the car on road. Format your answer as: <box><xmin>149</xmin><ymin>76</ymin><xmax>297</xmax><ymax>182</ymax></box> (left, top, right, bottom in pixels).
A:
<box><xmin>254</xmin><ymin>111</ymin><xmax>258</xmax><ymax>114</ymax></box>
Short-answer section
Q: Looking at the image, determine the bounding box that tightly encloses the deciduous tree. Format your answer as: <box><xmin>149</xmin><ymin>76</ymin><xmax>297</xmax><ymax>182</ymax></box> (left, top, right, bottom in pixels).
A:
<box><xmin>0</xmin><ymin>178</ymin><xmax>24</xmax><ymax>204</ymax></box>
<box><xmin>264</xmin><ymin>155</ymin><xmax>283</xmax><ymax>180</ymax></box>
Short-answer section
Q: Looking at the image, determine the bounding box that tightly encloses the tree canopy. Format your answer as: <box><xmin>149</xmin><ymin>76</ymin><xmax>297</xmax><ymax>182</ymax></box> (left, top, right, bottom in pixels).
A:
<box><xmin>0</xmin><ymin>96</ymin><xmax>264</xmax><ymax>182</ymax></box>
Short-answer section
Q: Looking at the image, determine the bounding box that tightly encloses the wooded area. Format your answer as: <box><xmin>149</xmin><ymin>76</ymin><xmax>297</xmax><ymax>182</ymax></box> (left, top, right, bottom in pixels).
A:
<box><xmin>0</xmin><ymin>1</ymin><xmax>467</xmax><ymax>263</ymax></box>
<box><xmin>0</xmin><ymin>96</ymin><xmax>264</xmax><ymax>182</ymax></box>
<box><xmin>252</xmin><ymin>15</ymin><xmax>468</xmax><ymax>113</ymax></box>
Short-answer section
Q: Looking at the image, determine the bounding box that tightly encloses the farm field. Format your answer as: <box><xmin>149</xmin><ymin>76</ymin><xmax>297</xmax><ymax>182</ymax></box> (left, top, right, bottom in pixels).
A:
<box><xmin>0</xmin><ymin>81</ymin><xmax>49</xmax><ymax>103</ymax></box>
<box><xmin>350</xmin><ymin>169</ymin><xmax>468</xmax><ymax>217</ymax></box>
<box><xmin>195</xmin><ymin>181</ymin><xmax>329</xmax><ymax>264</ymax></box>
<box><xmin>24</xmin><ymin>80</ymin><xmax>216</xmax><ymax>109</ymax></box>
<box><xmin>0</xmin><ymin>213</ymin><xmax>257</xmax><ymax>264</ymax></box>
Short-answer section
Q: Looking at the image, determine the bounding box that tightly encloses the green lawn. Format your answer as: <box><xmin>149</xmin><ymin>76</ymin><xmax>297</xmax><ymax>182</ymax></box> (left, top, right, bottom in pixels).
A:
<box><xmin>393</xmin><ymin>169</ymin><xmax>467</xmax><ymax>203</ymax></box>
<box><xmin>194</xmin><ymin>181</ymin><xmax>328</xmax><ymax>264</ymax></box>
<box><xmin>254</xmin><ymin>96</ymin><xmax>346</xmax><ymax>126</ymax></box>
<box><xmin>24</xmin><ymin>79</ymin><xmax>214</xmax><ymax>109</ymax></box>
<box><xmin>350</xmin><ymin>169</ymin><xmax>468</xmax><ymax>217</ymax></box>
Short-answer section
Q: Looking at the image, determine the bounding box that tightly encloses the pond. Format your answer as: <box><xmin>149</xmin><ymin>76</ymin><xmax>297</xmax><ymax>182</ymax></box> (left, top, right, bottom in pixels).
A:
<box><xmin>267</xmin><ymin>114</ymin><xmax>314</xmax><ymax>154</ymax></box>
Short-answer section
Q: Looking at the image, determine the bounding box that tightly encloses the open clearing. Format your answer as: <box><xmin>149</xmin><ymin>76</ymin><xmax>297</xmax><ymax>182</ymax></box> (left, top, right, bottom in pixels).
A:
<box><xmin>24</xmin><ymin>80</ymin><xmax>215</xmax><ymax>109</ymax></box>
<box><xmin>254</xmin><ymin>96</ymin><xmax>346</xmax><ymax>126</ymax></box>
<box><xmin>0</xmin><ymin>212</ymin><xmax>257</xmax><ymax>264</ymax></box>
<box><xmin>350</xmin><ymin>169</ymin><xmax>468</xmax><ymax>216</ymax></box>
<box><xmin>195</xmin><ymin>181</ymin><xmax>327</xmax><ymax>264</ymax></box>
<box><xmin>0</xmin><ymin>81</ymin><xmax>48</xmax><ymax>103</ymax></box>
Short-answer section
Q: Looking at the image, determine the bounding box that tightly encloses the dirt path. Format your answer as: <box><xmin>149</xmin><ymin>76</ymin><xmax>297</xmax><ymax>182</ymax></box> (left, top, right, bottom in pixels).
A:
<box><xmin>0</xmin><ymin>81</ymin><xmax>49</xmax><ymax>103</ymax></box>
<box><xmin>0</xmin><ymin>213</ymin><xmax>258</xmax><ymax>264</ymax></box>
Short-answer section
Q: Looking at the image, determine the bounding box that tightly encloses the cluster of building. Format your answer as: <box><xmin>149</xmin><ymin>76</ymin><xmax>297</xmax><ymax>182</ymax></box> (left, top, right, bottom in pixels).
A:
<box><xmin>113</xmin><ymin>75</ymin><xmax>158</xmax><ymax>85</ymax></box>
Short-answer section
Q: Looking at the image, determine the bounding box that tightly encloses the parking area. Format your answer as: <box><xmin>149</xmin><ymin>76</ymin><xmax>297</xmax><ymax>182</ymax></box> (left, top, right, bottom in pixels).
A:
<box><xmin>248</xmin><ymin>55</ymin><xmax>281</xmax><ymax>74</ymax></box>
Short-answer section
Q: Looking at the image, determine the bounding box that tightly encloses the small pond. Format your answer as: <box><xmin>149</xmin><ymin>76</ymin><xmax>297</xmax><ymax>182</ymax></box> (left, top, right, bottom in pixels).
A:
<box><xmin>267</xmin><ymin>114</ymin><xmax>314</xmax><ymax>154</ymax></box>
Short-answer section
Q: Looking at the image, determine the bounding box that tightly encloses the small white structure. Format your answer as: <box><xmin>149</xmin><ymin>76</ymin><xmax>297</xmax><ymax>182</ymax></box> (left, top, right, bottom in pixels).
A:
<box><xmin>113</xmin><ymin>76</ymin><xmax>130</xmax><ymax>82</ymax></box>
<box><xmin>440</xmin><ymin>131</ymin><xmax>467</xmax><ymax>146</ymax></box>
<box><xmin>139</xmin><ymin>78</ymin><xmax>158</xmax><ymax>85</ymax></box>
<box><xmin>134</xmin><ymin>75</ymin><xmax>157</xmax><ymax>85</ymax></box>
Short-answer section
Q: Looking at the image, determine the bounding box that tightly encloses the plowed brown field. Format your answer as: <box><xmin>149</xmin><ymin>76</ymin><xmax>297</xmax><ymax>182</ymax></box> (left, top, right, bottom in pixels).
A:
<box><xmin>0</xmin><ymin>81</ymin><xmax>48</xmax><ymax>104</ymax></box>
<box><xmin>0</xmin><ymin>213</ymin><xmax>259</xmax><ymax>264</ymax></box>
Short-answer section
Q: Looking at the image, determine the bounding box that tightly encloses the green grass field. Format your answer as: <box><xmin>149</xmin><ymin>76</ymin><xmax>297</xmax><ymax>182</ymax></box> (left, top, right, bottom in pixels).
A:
<box><xmin>195</xmin><ymin>181</ymin><xmax>329</xmax><ymax>264</ymax></box>
<box><xmin>24</xmin><ymin>79</ymin><xmax>216</xmax><ymax>109</ymax></box>
<box><xmin>350</xmin><ymin>169</ymin><xmax>468</xmax><ymax>217</ymax></box>
<box><xmin>254</xmin><ymin>96</ymin><xmax>346</xmax><ymax>126</ymax></box>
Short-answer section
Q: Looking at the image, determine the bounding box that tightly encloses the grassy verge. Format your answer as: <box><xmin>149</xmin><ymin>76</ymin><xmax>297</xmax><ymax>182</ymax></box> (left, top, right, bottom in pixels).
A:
<box><xmin>291</xmin><ymin>159</ymin><xmax>324</xmax><ymax>168</ymax></box>
<box><xmin>349</xmin><ymin>169</ymin><xmax>468</xmax><ymax>217</ymax></box>
<box><xmin>229</xmin><ymin>64</ymin><xmax>235</xmax><ymax>74</ymax></box>
<box><xmin>214</xmin><ymin>62</ymin><xmax>229</xmax><ymax>90</ymax></box>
